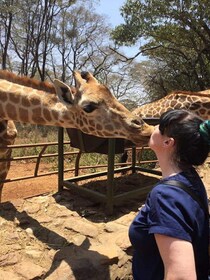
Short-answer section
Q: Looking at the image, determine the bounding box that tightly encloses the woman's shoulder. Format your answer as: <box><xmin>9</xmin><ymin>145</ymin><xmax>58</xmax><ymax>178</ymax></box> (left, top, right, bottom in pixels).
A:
<box><xmin>153</xmin><ymin>169</ymin><xmax>202</xmax><ymax>193</ymax></box>
<box><xmin>149</xmin><ymin>173</ymin><xmax>192</xmax><ymax>203</ymax></box>
<box><xmin>151</xmin><ymin>174</ymin><xmax>190</xmax><ymax>193</ymax></box>
<box><xmin>150</xmin><ymin>181</ymin><xmax>184</xmax><ymax>199</ymax></box>
<box><xmin>149</xmin><ymin>172</ymin><xmax>206</xmax><ymax>210</ymax></box>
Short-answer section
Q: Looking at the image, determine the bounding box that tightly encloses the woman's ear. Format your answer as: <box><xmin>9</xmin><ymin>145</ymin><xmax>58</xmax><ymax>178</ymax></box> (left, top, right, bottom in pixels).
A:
<box><xmin>163</xmin><ymin>137</ymin><xmax>175</xmax><ymax>147</ymax></box>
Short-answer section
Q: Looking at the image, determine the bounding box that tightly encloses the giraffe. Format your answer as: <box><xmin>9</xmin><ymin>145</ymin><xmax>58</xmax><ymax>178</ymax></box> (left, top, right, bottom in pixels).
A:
<box><xmin>132</xmin><ymin>90</ymin><xmax>210</xmax><ymax>120</ymax></box>
<box><xmin>121</xmin><ymin>89</ymin><xmax>210</xmax><ymax>164</ymax></box>
<box><xmin>0</xmin><ymin>70</ymin><xmax>154</xmax><ymax>201</ymax></box>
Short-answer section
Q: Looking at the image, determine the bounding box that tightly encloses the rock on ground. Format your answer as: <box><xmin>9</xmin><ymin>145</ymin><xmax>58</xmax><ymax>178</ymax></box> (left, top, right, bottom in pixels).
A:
<box><xmin>0</xmin><ymin>188</ymin><xmax>140</xmax><ymax>280</ymax></box>
<box><xmin>0</xmin><ymin>166</ymin><xmax>210</xmax><ymax>280</ymax></box>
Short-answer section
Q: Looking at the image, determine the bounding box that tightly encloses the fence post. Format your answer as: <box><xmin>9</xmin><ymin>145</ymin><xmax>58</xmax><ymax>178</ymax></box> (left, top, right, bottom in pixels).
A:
<box><xmin>106</xmin><ymin>138</ymin><xmax>116</xmax><ymax>215</ymax></box>
<box><xmin>58</xmin><ymin>127</ymin><xmax>64</xmax><ymax>192</ymax></box>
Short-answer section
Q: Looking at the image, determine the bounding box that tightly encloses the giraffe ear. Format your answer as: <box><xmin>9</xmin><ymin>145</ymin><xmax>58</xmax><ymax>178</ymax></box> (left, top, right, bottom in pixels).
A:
<box><xmin>53</xmin><ymin>79</ymin><xmax>74</xmax><ymax>105</ymax></box>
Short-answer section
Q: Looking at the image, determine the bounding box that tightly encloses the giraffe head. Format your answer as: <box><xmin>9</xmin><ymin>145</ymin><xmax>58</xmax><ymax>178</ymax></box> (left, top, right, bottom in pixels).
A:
<box><xmin>54</xmin><ymin>71</ymin><xmax>154</xmax><ymax>146</ymax></box>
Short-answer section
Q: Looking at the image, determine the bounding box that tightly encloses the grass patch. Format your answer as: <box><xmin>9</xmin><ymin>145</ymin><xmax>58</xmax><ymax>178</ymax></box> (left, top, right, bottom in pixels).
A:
<box><xmin>11</xmin><ymin>123</ymin><xmax>156</xmax><ymax>172</ymax></box>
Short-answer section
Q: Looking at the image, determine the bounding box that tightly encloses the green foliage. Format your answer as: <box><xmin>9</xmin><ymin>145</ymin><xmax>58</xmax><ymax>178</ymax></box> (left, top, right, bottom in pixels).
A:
<box><xmin>12</xmin><ymin>124</ymin><xmax>109</xmax><ymax>170</ymax></box>
<box><xmin>121</xmin><ymin>98</ymin><xmax>139</xmax><ymax>110</ymax></box>
<box><xmin>0</xmin><ymin>0</ymin><xmax>148</xmax><ymax>105</ymax></box>
<box><xmin>112</xmin><ymin>0</ymin><xmax>210</xmax><ymax>96</ymax></box>
<box><xmin>11</xmin><ymin>124</ymin><xmax>158</xmax><ymax>176</ymax></box>
<box><xmin>138</xmin><ymin>148</ymin><xmax>157</xmax><ymax>169</ymax></box>
<box><xmin>13</xmin><ymin>124</ymin><xmax>69</xmax><ymax>161</ymax></box>
<box><xmin>79</xmin><ymin>153</ymin><xmax>108</xmax><ymax>173</ymax></box>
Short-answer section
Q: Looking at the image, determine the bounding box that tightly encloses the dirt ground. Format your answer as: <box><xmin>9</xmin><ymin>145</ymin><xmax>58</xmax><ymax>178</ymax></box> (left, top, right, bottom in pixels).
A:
<box><xmin>1</xmin><ymin>162</ymin><xmax>63</xmax><ymax>202</ymax></box>
<box><xmin>1</xmin><ymin>161</ymin><xmax>210</xmax><ymax>280</ymax></box>
<box><xmin>1</xmin><ymin>161</ymin><xmax>210</xmax><ymax>203</ymax></box>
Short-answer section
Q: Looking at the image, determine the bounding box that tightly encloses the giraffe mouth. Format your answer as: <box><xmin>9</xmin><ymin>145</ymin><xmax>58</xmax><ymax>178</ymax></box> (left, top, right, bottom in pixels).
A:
<box><xmin>129</xmin><ymin>134</ymin><xmax>151</xmax><ymax>146</ymax></box>
<box><xmin>141</xmin><ymin>124</ymin><xmax>155</xmax><ymax>135</ymax></box>
<box><xmin>127</xmin><ymin>123</ymin><xmax>155</xmax><ymax>146</ymax></box>
<box><xmin>128</xmin><ymin>118</ymin><xmax>155</xmax><ymax>134</ymax></box>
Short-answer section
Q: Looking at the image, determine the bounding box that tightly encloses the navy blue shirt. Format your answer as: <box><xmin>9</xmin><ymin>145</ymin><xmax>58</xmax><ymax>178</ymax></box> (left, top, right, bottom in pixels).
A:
<box><xmin>129</xmin><ymin>169</ymin><xmax>209</xmax><ymax>280</ymax></box>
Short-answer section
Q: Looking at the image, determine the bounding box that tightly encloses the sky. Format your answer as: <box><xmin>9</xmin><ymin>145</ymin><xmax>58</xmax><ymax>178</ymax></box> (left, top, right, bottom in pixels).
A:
<box><xmin>96</xmin><ymin>0</ymin><xmax>141</xmax><ymax>59</ymax></box>
<box><xmin>96</xmin><ymin>0</ymin><xmax>125</xmax><ymax>27</ymax></box>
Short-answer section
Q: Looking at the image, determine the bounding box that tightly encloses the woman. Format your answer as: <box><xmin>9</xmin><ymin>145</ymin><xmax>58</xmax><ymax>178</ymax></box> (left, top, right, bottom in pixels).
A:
<box><xmin>129</xmin><ymin>109</ymin><xmax>210</xmax><ymax>280</ymax></box>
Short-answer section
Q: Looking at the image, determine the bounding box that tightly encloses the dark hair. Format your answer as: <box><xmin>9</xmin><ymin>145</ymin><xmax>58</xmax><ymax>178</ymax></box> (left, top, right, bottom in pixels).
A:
<box><xmin>159</xmin><ymin>109</ymin><xmax>210</xmax><ymax>167</ymax></box>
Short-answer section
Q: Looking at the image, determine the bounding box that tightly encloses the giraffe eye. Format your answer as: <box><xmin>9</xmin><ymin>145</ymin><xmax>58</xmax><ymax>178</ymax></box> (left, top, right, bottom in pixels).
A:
<box><xmin>82</xmin><ymin>102</ymin><xmax>99</xmax><ymax>113</ymax></box>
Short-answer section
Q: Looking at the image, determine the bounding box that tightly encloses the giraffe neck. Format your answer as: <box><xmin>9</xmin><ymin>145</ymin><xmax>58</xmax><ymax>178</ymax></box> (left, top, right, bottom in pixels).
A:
<box><xmin>0</xmin><ymin>70</ymin><xmax>55</xmax><ymax>93</ymax></box>
<box><xmin>134</xmin><ymin>91</ymin><xmax>210</xmax><ymax>120</ymax></box>
<box><xmin>0</xmin><ymin>79</ymin><xmax>77</xmax><ymax>128</ymax></box>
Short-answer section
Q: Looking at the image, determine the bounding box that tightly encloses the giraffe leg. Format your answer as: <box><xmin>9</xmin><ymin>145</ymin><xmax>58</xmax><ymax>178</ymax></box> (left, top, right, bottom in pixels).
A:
<box><xmin>0</xmin><ymin>120</ymin><xmax>17</xmax><ymax>202</ymax></box>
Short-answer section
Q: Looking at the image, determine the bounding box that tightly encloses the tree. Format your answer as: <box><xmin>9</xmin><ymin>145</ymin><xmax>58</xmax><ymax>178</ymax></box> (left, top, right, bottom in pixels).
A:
<box><xmin>51</xmin><ymin>0</ymin><xmax>114</xmax><ymax>83</ymax></box>
<box><xmin>0</xmin><ymin>0</ymin><xmax>145</xmax><ymax>107</ymax></box>
<box><xmin>100</xmin><ymin>59</ymin><xmax>149</xmax><ymax>106</ymax></box>
<box><xmin>0</xmin><ymin>0</ymin><xmax>15</xmax><ymax>70</ymax></box>
<box><xmin>0</xmin><ymin>0</ymin><xmax>76</xmax><ymax>79</ymax></box>
<box><xmin>50</xmin><ymin>0</ymin><xmax>144</xmax><ymax>106</ymax></box>
<box><xmin>111</xmin><ymin>0</ymin><xmax>210</xmax><ymax>97</ymax></box>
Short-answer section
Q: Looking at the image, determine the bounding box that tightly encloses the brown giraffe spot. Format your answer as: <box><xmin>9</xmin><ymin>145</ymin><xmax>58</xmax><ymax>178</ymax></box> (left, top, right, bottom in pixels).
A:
<box><xmin>114</xmin><ymin>122</ymin><xmax>121</xmax><ymax>130</ymax></box>
<box><xmin>62</xmin><ymin>112</ymin><xmax>70</xmax><ymax>121</ymax></box>
<box><xmin>22</xmin><ymin>98</ymin><xmax>31</xmax><ymax>107</ymax></box>
<box><xmin>29</xmin><ymin>96</ymin><xmax>41</xmax><ymax>106</ymax></box>
<box><xmin>204</xmin><ymin>102</ymin><xmax>210</xmax><ymax>109</ymax></box>
<box><xmin>0</xmin><ymin>92</ymin><xmax>8</xmax><ymax>102</ymax></box>
<box><xmin>105</xmin><ymin>124</ymin><xmax>114</xmax><ymax>131</ymax></box>
<box><xmin>79</xmin><ymin>120</ymin><xmax>83</xmax><ymax>127</ymax></box>
<box><xmin>43</xmin><ymin>109</ymin><xmax>52</xmax><ymax>122</ymax></box>
<box><xmin>88</xmin><ymin>126</ymin><xmax>95</xmax><ymax>132</ymax></box>
<box><xmin>0</xmin><ymin>104</ymin><xmax>3</xmax><ymax>115</ymax></box>
<box><xmin>6</xmin><ymin>104</ymin><xmax>17</xmax><ymax>119</ymax></box>
<box><xmin>190</xmin><ymin>103</ymin><xmax>200</xmax><ymax>110</ymax></box>
<box><xmin>188</xmin><ymin>97</ymin><xmax>194</xmax><ymax>103</ymax></box>
<box><xmin>96</xmin><ymin>124</ymin><xmax>103</xmax><ymax>131</ymax></box>
<box><xmin>10</xmin><ymin>94</ymin><xmax>21</xmax><ymax>104</ymax></box>
<box><xmin>32</xmin><ymin>108</ymin><xmax>44</xmax><ymax>124</ymax></box>
<box><xmin>32</xmin><ymin>107</ymin><xmax>42</xmax><ymax>115</ymax></box>
<box><xmin>170</xmin><ymin>100</ymin><xmax>177</xmax><ymax>107</ymax></box>
<box><xmin>174</xmin><ymin>103</ymin><xmax>182</xmax><ymax>109</ymax></box>
<box><xmin>88</xmin><ymin>120</ymin><xmax>95</xmax><ymax>127</ymax></box>
<box><xmin>32</xmin><ymin>115</ymin><xmax>46</xmax><ymax>124</ymax></box>
<box><xmin>156</xmin><ymin>107</ymin><xmax>162</xmax><ymax>112</ymax></box>
<box><xmin>82</xmin><ymin>117</ymin><xmax>88</xmax><ymax>125</ymax></box>
<box><xmin>51</xmin><ymin>110</ymin><xmax>59</xmax><ymax>120</ymax></box>
<box><xmin>19</xmin><ymin>108</ymin><xmax>29</xmax><ymax>122</ymax></box>
<box><xmin>82</xmin><ymin>127</ymin><xmax>89</xmax><ymax>133</ymax></box>
<box><xmin>71</xmin><ymin>114</ymin><xmax>76</xmax><ymax>121</ymax></box>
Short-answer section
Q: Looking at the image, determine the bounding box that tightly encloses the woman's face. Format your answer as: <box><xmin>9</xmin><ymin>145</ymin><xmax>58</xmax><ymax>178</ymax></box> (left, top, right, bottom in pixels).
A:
<box><xmin>149</xmin><ymin>125</ymin><xmax>167</xmax><ymax>153</ymax></box>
